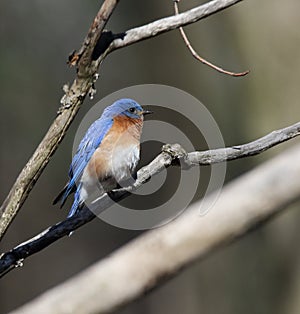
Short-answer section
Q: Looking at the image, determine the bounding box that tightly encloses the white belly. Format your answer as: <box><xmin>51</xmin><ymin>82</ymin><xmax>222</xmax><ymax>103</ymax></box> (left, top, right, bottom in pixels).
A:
<box><xmin>80</xmin><ymin>144</ymin><xmax>139</xmax><ymax>202</ymax></box>
<box><xmin>111</xmin><ymin>143</ymin><xmax>140</xmax><ymax>182</ymax></box>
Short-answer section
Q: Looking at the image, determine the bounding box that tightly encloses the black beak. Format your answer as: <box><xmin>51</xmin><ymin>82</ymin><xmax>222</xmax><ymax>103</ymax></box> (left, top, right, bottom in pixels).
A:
<box><xmin>142</xmin><ymin>110</ymin><xmax>153</xmax><ymax>116</ymax></box>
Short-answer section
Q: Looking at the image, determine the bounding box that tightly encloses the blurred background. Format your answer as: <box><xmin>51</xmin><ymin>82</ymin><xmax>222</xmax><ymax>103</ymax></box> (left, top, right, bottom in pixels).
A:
<box><xmin>1</xmin><ymin>0</ymin><xmax>300</xmax><ymax>313</ymax></box>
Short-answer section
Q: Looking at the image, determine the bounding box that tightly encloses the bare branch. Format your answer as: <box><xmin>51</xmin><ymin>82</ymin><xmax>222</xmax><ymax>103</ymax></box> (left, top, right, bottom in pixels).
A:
<box><xmin>1</xmin><ymin>121</ymin><xmax>300</xmax><ymax>278</ymax></box>
<box><xmin>109</xmin><ymin>0</ymin><xmax>245</xmax><ymax>51</ymax></box>
<box><xmin>8</xmin><ymin>141</ymin><xmax>300</xmax><ymax>314</ymax></box>
<box><xmin>173</xmin><ymin>0</ymin><xmax>249</xmax><ymax>77</ymax></box>
<box><xmin>186</xmin><ymin>121</ymin><xmax>300</xmax><ymax>165</ymax></box>
<box><xmin>0</xmin><ymin>0</ymin><xmax>120</xmax><ymax>241</ymax></box>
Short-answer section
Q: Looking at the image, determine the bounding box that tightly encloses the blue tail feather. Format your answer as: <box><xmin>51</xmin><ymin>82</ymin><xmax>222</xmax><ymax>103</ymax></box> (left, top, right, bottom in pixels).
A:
<box><xmin>67</xmin><ymin>183</ymin><xmax>82</xmax><ymax>218</ymax></box>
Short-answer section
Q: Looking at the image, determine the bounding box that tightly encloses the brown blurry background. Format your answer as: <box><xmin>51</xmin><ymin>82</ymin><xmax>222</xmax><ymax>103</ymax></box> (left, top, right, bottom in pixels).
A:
<box><xmin>1</xmin><ymin>0</ymin><xmax>300</xmax><ymax>313</ymax></box>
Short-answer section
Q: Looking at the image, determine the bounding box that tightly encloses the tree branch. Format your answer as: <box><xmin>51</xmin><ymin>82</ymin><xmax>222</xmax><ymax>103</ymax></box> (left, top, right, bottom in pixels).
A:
<box><xmin>0</xmin><ymin>0</ymin><xmax>246</xmax><ymax>241</ymax></box>
<box><xmin>1</xmin><ymin>121</ymin><xmax>300</xmax><ymax>278</ymax></box>
<box><xmin>186</xmin><ymin>121</ymin><xmax>300</xmax><ymax>165</ymax></box>
<box><xmin>109</xmin><ymin>0</ymin><xmax>244</xmax><ymax>51</ymax></box>
<box><xmin>0</xmin><ymin>0</ymin><xmax>120</xmax><ymax>241</ymax></box>
<box><xmin>8</xmin><ymin>140</ymin><xmax>300</xmax><ymax>314</ymax></box>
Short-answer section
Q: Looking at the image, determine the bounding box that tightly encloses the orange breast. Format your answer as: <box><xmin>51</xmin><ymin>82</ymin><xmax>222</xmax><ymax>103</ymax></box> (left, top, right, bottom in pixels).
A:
<box><xmin>86</xmin><ymin>115</ymin><xmax>143</xmax><ymax>181</ymax></box>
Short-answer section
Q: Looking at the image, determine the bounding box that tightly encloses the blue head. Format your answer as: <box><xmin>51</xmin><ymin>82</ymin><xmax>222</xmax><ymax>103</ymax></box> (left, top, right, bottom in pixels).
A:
<box><xmin>102</xmin><ymin>98</ymin><xmax>152</xmax><ymax>119</ymax></box>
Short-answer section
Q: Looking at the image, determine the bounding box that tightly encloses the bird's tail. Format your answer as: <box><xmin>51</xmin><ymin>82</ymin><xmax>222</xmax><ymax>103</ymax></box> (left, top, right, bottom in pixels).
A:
<box><xmin>67</xmin><ymin>202</ymin><xmax>78</xmax><ymax>236</ymax></box>
<box><xmin>67</xmin><ymin>198</ymin><xmax>80</xmax><ymax>218</ymax></box>
<box><xmin>67</xmin><ymin>189</ymin><xmax>83</xmax><ymax>237</ymax></box>
<box><xmin>67</xmin><ymin>184</ymin><xmax>83</xmax><ymax>218</ymax></box>
<box><xmin>53</xmin><ymin>183</ymin><xmax>74</xmax><ymax>208</ymax></box>
<box><xmin>52</xmin><ymin>185</ymin><xmax>67</xmax><ymax>206</ymax></box>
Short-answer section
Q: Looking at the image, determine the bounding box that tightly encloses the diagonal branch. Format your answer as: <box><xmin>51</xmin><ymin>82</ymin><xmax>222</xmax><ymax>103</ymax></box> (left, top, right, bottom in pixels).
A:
<box><xmin>8</xmin><ymin>140</ymin><xmax>300</xmax><ymax>314</ymax></box>
<box><xmin>0</xmin><ymin>0</ymin><xmax>120</xmax><ymax>241</ymax></box>
<box><xmin>0</xmin><ymin>0</ymin><xmax>247</xmax><ymax>241</ymax></box>
<box><xmin>1</xmin><ymin>121</ymin><xmax>300</xmax><ymax>278</ymax></box>
<box><xmin>109</xmin><ymin>0</ymin><xmax>244</xmax><ymax>52</ymax></box>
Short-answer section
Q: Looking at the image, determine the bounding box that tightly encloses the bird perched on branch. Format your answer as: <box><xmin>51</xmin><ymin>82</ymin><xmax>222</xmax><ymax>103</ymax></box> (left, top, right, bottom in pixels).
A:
<box><xmin>53</xmin><ymin>98</ymin><xmax>152</xmax><ymax>218</ymax></box>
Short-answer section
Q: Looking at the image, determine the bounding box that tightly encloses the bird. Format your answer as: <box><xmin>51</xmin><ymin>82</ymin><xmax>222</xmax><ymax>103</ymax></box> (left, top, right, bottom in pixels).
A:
<box><xmin>53</xmin><ymin>98</ymin><xmax>152</xmax><ymax>218</ymax></box>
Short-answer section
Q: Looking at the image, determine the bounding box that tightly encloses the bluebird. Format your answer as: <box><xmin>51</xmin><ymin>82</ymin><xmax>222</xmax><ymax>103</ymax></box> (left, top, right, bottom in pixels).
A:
<box><xmin>53</xmin><ymin>98</ymin><xmax>152</xmax><ymax>218</ymax></box>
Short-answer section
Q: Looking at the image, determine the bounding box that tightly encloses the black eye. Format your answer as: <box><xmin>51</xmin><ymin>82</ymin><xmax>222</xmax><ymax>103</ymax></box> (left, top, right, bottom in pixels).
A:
<box><xmin>128</xmin><ymin>107</ymin><xmax>136</xmax><ymax>113</ymax></box>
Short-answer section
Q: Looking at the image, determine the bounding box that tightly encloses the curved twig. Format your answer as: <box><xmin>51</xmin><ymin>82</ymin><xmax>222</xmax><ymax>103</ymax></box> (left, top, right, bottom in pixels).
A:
<box><xmin>173</xmin><ymin>0</ymin><xmax>249</xmax><ymax>77</ymax></box>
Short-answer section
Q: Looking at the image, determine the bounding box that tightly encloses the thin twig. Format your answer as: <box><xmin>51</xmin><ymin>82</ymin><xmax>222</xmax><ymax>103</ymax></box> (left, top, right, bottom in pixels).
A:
<box><xmin>173</xmin><ymin>0</ymin><xmax>249</xmax><ymax>77</ymax></box>
<box><xmin>1</xmin><ymin>121</ymin><xmax>300</xmax><ymax>278</ymax></box>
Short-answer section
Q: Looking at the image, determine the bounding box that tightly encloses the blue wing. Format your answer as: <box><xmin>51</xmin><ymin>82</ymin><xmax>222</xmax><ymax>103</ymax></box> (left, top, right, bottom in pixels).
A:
<box><xmin>54</xmin><ymin>116</ymin><xmax>113</xmax><ymax>209</ymax></box>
